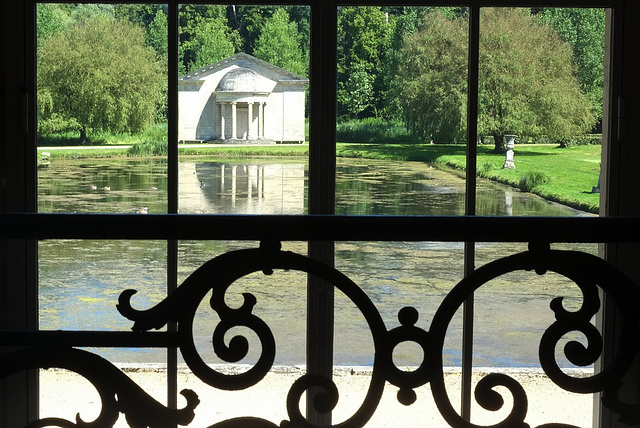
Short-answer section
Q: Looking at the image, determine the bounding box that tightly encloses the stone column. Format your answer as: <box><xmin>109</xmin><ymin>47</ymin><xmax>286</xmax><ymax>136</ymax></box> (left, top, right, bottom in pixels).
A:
<box><xmin>219</xmin><ymin>103</ymin><xmax>226</xmax><ymax>140</ymax></box>
<box><xmin>259</xmin><ymin>102</ymin><xmax>265</xmax><ymax>139</ymax></box>
<box><xmin>231</xmin><ymin>102</ymin><xmax>237</xmax><ymax>140</ymax></box>
<box><xmin>247</xmin><ymin>102</ymin><xmax>254</xmax><ymax>140</ymax></box>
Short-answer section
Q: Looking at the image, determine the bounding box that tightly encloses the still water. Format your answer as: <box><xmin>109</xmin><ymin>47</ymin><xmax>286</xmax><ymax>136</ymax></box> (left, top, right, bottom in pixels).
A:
<box><xmin>37</xmin><ymin>157</ymin><xmax>594</xmax><ymax>367</ymax></box>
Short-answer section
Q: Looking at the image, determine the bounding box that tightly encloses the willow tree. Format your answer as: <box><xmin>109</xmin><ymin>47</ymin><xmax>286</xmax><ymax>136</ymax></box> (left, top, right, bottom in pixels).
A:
<box><xmin>38</xmin><ymin>17</ymin><xmax>164</xmax><ymax>141</ymax></box>
<box><xmin>399</xmin><ymin>11</ymin><xmax>468</xmax><ymax>142</ymax></box>
<box><xmin>398</xmin><ymin>8</ymin><xmax>595</xmax><ymax>150</ymax></box>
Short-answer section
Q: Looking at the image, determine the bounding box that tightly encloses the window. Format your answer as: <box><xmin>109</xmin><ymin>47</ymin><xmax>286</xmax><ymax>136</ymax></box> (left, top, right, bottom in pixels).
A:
<box><xmin>3</xmin><ymin>1</ymin><xmax>640</xmax><ymax>428</ymax></box>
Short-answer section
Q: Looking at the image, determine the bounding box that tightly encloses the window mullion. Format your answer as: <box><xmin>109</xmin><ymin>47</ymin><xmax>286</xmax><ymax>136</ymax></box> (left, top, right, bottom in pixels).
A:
<box><xmin>167</xmin><ymin>0</ymin><xmax>179</xmax><ymax>416</ymax></box>
<box><xmin>462</xmin><ymin>3</ymin><xmax>480</xmax><ymax>422</ymax></box>
<box><xmin>306</xmin><ymin>0</ymin><xmax>337</xmax><ymax>425</ymax></box>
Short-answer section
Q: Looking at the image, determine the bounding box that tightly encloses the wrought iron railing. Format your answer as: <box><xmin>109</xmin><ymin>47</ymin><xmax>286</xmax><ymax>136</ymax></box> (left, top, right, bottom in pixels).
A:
<box><xmin>2</xmin><ymin>214</ymin><xmax>640</xmax><ymax>427</ymax></box>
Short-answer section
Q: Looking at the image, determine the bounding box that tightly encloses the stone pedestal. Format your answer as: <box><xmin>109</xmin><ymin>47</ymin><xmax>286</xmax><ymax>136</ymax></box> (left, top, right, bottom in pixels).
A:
<box><xmin>503</xmin><ymin>134</ymin><xmax>516</xmax><ymax>169</ymax></box>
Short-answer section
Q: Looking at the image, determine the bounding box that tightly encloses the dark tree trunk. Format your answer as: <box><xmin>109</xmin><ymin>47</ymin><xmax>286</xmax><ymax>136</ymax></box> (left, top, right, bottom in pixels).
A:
<box><xmin>493</xmin><ymin>133</ymin><xmax>505</xmax><ymax>153</ymax></box>
<box><xmin>80</xmin><ymin>128</ymin><xmax>87</xmax><ymax>145</ymax></box>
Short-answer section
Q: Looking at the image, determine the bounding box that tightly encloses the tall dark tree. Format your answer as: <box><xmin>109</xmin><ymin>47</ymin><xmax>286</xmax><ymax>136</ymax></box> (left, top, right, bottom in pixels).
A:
<box><xmin>178</xmin><ymin>5</ymin><xmax>228</xmax><ymax>74</ymax></box>
<box><xmin>337</xmin><ymin>6</ymin><xmax>394</xmax><ymax>118</ymax></box>
<box><xmin>253</xmin><ymin>8</ymin><xmax>307</xmax><ymax>76</ymax></box>
<box><xmin>230</xmin><ymin>5</ymin><xmax>279</xmax><ymax>54</ymax></box>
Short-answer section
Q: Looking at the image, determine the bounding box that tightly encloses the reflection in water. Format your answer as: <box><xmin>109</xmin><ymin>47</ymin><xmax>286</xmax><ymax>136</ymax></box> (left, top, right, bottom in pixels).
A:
<box><xmin>179</xmin><ymin>162</ymin><xmax>305</xmax><ymax>214</ymax></box>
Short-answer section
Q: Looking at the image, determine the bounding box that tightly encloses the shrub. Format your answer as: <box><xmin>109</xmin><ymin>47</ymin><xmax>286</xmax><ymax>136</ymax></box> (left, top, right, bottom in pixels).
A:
<box><xmin>127</xmin><ymin>140</ymin><xmax>167</xmax><ymax>157</ymax></box>
<box><xmin>336</xmin><ymin>118</ymin><xmax>419</xmax><ymax>143</ymax></box>
<box><xmin>556</xmin><ymin>134</ymin><xmax>602</xmax><ymax>148</ymax></box>
<box><xmin>518</xmin><ymin>171</ymin><xmax>550</xmax><ymax>192</ymax></box>
<box><xmin>478</xmin><ymin>161</ymin><xmax>494</xmax><ymax>174</ymax></box>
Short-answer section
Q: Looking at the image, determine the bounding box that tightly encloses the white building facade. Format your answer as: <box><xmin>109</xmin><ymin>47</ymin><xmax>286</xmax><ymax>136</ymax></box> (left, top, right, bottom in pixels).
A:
<box><xmin>178</xmin><ymin>53</ymin><xmax>308</xmax><ymax>144</ymax></box>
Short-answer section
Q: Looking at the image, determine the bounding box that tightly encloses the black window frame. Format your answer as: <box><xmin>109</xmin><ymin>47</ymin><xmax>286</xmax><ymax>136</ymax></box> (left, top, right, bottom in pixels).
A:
<box><xmin>3</xmin><ymin>1</ymin><xmax>635</xmax><ymax>427</ymax></box>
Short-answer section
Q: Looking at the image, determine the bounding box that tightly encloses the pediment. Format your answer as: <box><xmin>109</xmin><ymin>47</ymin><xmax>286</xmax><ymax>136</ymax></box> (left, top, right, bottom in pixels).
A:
<box><xmin>179</xmin><ymin>52</ymin><xmax>308</xmax><ymax>85</ymax></box>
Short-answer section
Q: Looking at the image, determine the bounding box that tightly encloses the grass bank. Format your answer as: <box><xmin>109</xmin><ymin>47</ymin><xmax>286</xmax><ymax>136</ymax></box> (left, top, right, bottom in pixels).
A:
<box><xmin>38</xmin><ymin>144</ymin><xmax>309</xmax><ymax>160</ymax></box>
<box><xmin>37</xmin><ymin>141</ymin><xmax>601</xmax><ymax>213</ymax></box>
<box><xmin>337</xmin><ymin>142</ymin><xmax>601</xmax><ymax>213</ymax></box>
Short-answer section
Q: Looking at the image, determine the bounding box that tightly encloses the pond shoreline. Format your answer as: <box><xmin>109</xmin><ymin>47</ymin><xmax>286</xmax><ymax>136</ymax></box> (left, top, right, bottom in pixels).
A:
<box><xmin>37</xmin><ymin>143</ymin><xmax>600</xmax><ymax>213</ymax></box>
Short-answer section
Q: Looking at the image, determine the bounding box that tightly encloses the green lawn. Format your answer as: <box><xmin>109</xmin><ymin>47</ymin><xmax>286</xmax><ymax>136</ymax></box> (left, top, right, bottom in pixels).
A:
<box><xmin>337</xmin><ymin>142</ymin><xmax>601</xmax><ymax>213</ymax></box>
<box><xmin>37</xmin><ymin>141</ymin><xmax>602</xmax><ymax>213</ymax></box>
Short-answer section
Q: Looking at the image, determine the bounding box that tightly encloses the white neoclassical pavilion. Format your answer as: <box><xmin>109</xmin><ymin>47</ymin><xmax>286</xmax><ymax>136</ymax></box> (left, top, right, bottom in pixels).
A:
<box><xmin>178</xmin><ymin>53</ymin><xmax>308</xmax><ymax>143</ymax></box>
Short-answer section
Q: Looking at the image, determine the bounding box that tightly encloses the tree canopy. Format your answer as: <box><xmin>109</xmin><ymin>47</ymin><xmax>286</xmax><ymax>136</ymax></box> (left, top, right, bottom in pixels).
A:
<box><xmin>37</xmin><ymin>17</ymin><xmax>165</xmax><ymax>141</ymax></box>
<box><xmin>337</xmin><ymin>7</ymin><xmax>394</xmax><ymax>118</ymax></box>
<box><xmin>398</xmin><ymin>8</ymin><xmax>596</xmax><ymax>148</ymax></box>
<box><xmin>35</xmin><ymin>4</ymin><xmax>605</xmax><ymax>146</ymax></box>
<box><xmin>539</xmin><ymin>8</ymin><xmax>605</xmax><ymax>129</ymax></box>
<box><xmin>253</xmin><ymin>8</ymin><xmax>307</xmax><ymax>77</ymax></box>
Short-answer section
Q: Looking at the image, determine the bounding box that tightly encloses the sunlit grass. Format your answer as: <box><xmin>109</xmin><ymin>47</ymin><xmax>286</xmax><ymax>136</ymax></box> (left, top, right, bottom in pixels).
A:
<box><xmin>339</xmin><ymin>142</ymin><xmax>601</xmax><ymax>213</ymax></box>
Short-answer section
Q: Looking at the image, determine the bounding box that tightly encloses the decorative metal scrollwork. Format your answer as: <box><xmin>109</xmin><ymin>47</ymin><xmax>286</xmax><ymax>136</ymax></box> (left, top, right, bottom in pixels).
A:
<box><xmin>3</xmin><ymin>241</ymin><xmax>640</xmax><ymax>427</ymax></box>
<box><xmin>0</xmin><ymin>347</ymin><xmax>199</xmax><ymax>428</ymax></box>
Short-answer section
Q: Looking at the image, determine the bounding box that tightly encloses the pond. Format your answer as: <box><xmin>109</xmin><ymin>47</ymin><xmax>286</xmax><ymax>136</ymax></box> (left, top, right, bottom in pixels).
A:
<box><xmin>37</xmin><ymin>157</ymin><xmax>595</xmax><ymax>367</ymax></box>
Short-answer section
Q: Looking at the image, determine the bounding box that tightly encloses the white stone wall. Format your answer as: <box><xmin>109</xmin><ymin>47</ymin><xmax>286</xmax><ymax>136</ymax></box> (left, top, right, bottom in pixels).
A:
<box><xmin>178</xmin><ymin>55</ymin><xmax>307</xmax><ymax>143</ymax></box>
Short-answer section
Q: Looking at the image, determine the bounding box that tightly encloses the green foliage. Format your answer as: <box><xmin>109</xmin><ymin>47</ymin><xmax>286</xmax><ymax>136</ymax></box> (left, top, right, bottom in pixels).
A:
<box><xmin>478</xmin><ymin>10</ymin><xmax>594</xmax><ymax>146</ymax></box>
<box><xmin>114</xmin><ymin>4</ymin><xmax>160</xmax><ymax>29</ymax></box>
<box><xmin>178</xmin><ymin>5</ymin><xmax>231</xmax><ymax>74</ymax></box>
<box><xmin>336</xmin><ymin>118</ymin><xmax>416</xmax><ymax>143</ymax></box>
<box><xmin>397</xmin><ymin>8</ymin><xmax>596</xmax><ymax>147</ymax></box>
<box><xmin>37</xmin><ymin>17</ymin><xmax>165</xmax><ymax>141</ymax></box>
<box><xmin>146</xmin><ymin>9</ymin><xmax>168</xmax><ymax>61</ymax></box>
<box><xmin>338</xmin><ymin>63</ymin><xmax>375</xmax><ymax>118</ymax></box>
<box><xmin>539</xmin><ymin>8</ymin><xmax>605</xmax><ymax>129</ymax></box>
<box><xmin>68</xmin><ymin>4</ymin><xmax>114</xmax><ymax>23</ymax></box>
<box><xmin>36</xmin><ymin>4</ymin><xmax>72</xmax><ymax>45</ymax></box>
<box><xmin>518</xmin><ymin>171</ymin><xmax>550</xmax><ymax>192</ymax></box>
<box><xmin>127</xmin><ymin>140</ymin><xmax>168</xmax><ymax>157</ymax></box>
<box><xmin>556</xmin><ymin>134</ymin><xmax>602</xmax><ymax>148</ymax></box>
<box><xmin>253</xmin><ymin>8</ymin><xmax>307</xmax><ymax>77</ymax></box>
<box><xmin>337</xmin><ymin>7</ymin><xmax>395</xmax><ymax>118</ymax></box>
<box><xmin>397</xmin><ymin>11</ymin><xmax>468</xmax><ymax>143</ymax></box>
<box><xmin>186</xmin><ymin>16</ymin><xmax>238</xmax><ymax>72</ymax></box>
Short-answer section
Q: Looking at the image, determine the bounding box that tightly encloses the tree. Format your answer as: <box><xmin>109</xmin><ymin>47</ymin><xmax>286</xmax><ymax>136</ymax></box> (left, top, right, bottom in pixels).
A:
<box><xmin>146</xmin><ymin>9</ymin><xmax>168</xmax><ymax>62</ymax></box>
<box><xmin>253</xmin><ymin>8</ymin><xmax>307</xmax><ymax>77</ymax></box>
<box><xmin>398</xmin><ymin>11</ymin><xmax>468</xmax><ymax>142</ymax></box>
<box><xmin>185</xmin><ymin>16</ymin><xmax>238</xmax><ymax>72</ymax></box>
<box><xmin>38</xmin><ymin>17</ymin><xmax>164</xmax><ymax>142</ymax></box>
<box><xmin>340</xmin><ymin>62</ymin><xmax>375</xmax><ymax>118</ymax></box>
<box><xmin>36</xmin><ymin>3</ymin><xmax>71</xmax><ymax>46</ymax></box>
<box><xmin>539</xmin><ymin>8</ymin><xmax>605</xmax><ymax>130</ymax></box>
<box><xmin>398</xmin><ymin>8</ymin><xmax>595</xmax><ymax>149</ymax></box>
<box><xmin>337</xmin><ymin>7</ymin><xmax>394</xmax><ymax>118</ymax></box>
<box><xmin>230</xmin><ymin>5</ymin><xmax>279</xmax><ymax>54</ymax></box>
<box><xmin>178</xmin><ymin>5</ymin><xmax>229</xmax><ymax>74</ymax></box>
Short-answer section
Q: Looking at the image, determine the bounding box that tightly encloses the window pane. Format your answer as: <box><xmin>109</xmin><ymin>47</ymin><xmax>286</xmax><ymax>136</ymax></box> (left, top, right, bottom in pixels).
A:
<box><xmin>35</xmin><ymin>3</ymin><xmax>170</xmax><ymax>423</ymax></box>
<box><xmin>37</xmin><ymin>3</ymin><xmax>169</xmax><ymax>215</ymax></box>
<box><xmin>476</xmin><ymin>7</ymin><xmax>605</xmax><ymax>218</ymax></box>
<box><xmin>175</xmin><ymin>6</ymin><xmax>310</xmax><ymax>422</ymax></box>
<box><xmin>469</xmin><ymin>8</ymin><xmax>607</xmax><ymax>425</ymax></box>
<box><xmin>177</xmin><ymin>4</ymin><xmax>309</xmax><ymax>215</ymax></box>
<box><xmin>336</xmin><ymin>7</ymin><xmax>469</xmax><ymax>216</ymax></box>
<box><xmin>334</xmin><ymin>7</ymin><xmax>470</xmax><ymax>425</ymax></box>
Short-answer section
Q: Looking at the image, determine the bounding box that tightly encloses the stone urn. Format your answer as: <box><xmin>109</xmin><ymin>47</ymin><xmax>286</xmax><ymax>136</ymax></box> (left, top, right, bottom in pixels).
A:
<box><xmin>502</xmin><ymin>134</ymin><xmax>516</xmax><ymax>169</ymax></box>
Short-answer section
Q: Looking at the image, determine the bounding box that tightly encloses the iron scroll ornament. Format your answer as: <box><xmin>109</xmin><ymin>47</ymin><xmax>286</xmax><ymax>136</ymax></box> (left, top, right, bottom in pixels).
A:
<box><xmin>116</xmin><ymin>242</ymin><xmax>640</xmax><ymax>428</ymax></box>
<box><xmin>3</xmin><ymin>242</ymin><xmax>640</xmax><ymax>427</ymax></box>
<box><xmin>0</xmin><ymin>346</ymin><xmax>200</xmax><ymax>428</ymax></box>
